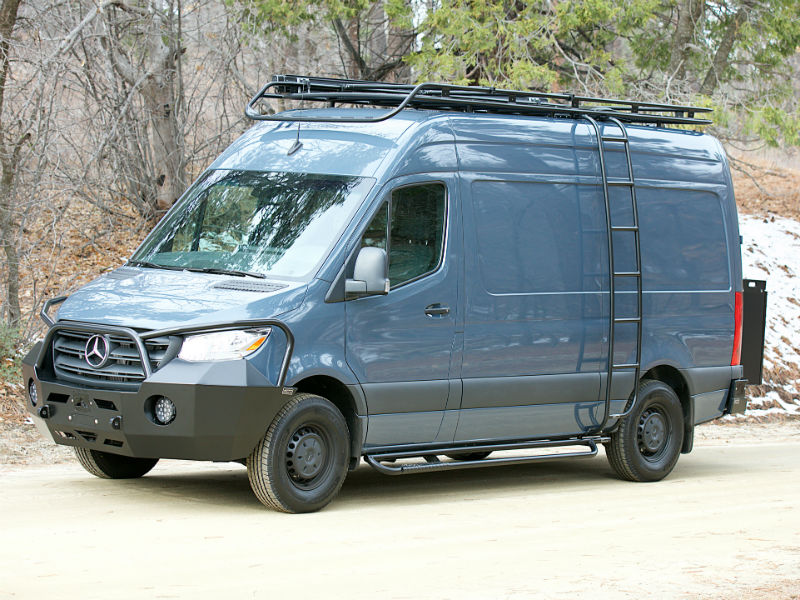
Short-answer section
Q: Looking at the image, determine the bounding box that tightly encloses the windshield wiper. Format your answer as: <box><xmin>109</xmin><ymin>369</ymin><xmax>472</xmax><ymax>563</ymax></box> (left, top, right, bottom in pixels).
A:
<box><xmin>126</xmin><ymin>260</ymin><xmax>184</xmax><ymax>271</ymax></box>
<box><xmin>192</xmin><ymin>267</ymin><xmax>267</xmax><ymax>279</ymax></box>
<box><xmin>127</xmin><ymin>261</ymin><xmax>266</xmax><ymax>279</ymax></box>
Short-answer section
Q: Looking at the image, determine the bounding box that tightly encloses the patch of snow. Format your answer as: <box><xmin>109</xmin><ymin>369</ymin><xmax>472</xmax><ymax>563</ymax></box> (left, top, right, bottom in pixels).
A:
<box><xmin>723</xmin><ymin>407</ymin><xmax>788</xmax><ymax>420</ymax></box>
<box><xmin>738</xmin><ymin>213</ymin><xmax>800</xmax><ymax>417</ymax></box>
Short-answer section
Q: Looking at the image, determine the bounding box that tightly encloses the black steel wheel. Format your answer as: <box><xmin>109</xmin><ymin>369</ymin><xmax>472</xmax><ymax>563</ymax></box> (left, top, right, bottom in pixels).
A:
<box><xmin>606</xmin><ymin>379</ymin><xmax>684</xmax><ymax>482</ymax></box>
<box><xmin>247</xmin><ymin>393</ymin><xmax>349</xmax><ymax>513</ymax></box>
<box><xmin>445</xmin><ymin>451</ymin><xmax>492</xmax><ymax>461</ymax></box>
<box><xmin>73</xmin><ymin>447</ymin><xmax>158</xmax><ymax>479</ymax></box>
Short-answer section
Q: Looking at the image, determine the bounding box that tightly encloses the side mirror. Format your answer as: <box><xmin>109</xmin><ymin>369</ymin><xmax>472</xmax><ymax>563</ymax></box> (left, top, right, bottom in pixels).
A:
<box><xmin>346</xmin><ymin>247</ymin><xmax>389</xmax><ymax>298</ymax></box>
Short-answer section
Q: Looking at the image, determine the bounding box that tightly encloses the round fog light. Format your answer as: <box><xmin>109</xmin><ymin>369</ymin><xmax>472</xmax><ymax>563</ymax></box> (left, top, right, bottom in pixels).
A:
<box><xmin>154</xmin><ymin>397</ymin><xmax>176</xmax><ymax>425</ymax></box>
<box><xmin>28</xmin><ymin>379</ymin><xmax>38</xmax><ymax>407</ymax></box>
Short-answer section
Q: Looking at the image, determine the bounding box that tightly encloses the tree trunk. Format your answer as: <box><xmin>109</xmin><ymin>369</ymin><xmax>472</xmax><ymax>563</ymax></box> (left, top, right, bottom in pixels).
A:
<box><xmin>0</xmin><ymin>165</ymin><xmax>20</xmax><ymax>326</ymax></box>
<box><xmin>668</xmin><ymin>0</ymin><xmax>704</xmax><ymax>80</ymax></box>
<box><xmin>0</xmin><ymin>0</ymin><xmax>23</xmax><ymax>326</ymax></box>
<box><xmin>103</xmin><ymin>0</ymin><xmax>186</xmax><ymax>214</ymax></box>
<box><xmin>333</xmin><ymin>17</ymin><xmax>366</xmax><ymax>78</ymax></box>
<box><xmin>143</xmin><ymin>78</ymin><xmax>184</xmax><ymax>212</ymax></box>
<box><xmin>699</xmin><ymin>6</ymin><xmax>749</xmax><ymax>95</ymax></box>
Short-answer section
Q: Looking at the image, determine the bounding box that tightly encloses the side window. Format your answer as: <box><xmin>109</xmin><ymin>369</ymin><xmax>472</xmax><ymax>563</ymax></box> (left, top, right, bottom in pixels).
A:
<box><xmin>361</xmin><ymin>202</ymin><xmax>388</xmax><ymax>250</ymax></box>
<box><xmin>361</xmin><ymin>183</ymin><xmax>446</xmax><ymax>288</ymax></box>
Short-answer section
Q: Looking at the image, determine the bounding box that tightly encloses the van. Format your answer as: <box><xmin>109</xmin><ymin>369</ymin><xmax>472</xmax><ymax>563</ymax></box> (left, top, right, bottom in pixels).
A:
<box><xmin>23</xmin><ymin>76</ymin><xmax>754</xmax><ymax>513</ymax></box>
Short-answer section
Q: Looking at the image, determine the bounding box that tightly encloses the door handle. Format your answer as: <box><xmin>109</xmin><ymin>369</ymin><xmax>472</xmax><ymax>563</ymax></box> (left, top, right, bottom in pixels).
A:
<box><xmin>424</xmin><ymin>303</ymin><xmax>450</xmax><ymax>317</ymax></box>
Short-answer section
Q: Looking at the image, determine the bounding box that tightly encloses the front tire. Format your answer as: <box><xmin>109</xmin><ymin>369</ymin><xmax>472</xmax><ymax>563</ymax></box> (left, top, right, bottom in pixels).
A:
<box><xmin>247</xmin><ymin>393</ymin><xmax>349</xmax><ymax>513</ymax></box>
<box><xmin>73</xmin><ymin>447</ymin><xmax>159</xmax><ymax>479</ymax></box>
<box><xmin>606</xmin><ymin>379</ymin><xmax>684</xmax><ymax>482</ymax></box>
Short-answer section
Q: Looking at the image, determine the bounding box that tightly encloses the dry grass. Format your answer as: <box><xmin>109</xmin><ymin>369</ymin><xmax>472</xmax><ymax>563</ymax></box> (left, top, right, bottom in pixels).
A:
<box><xmin>728</xmin><ymin>149</ymin><xmax>800</xmax><ymax>220</ymax></box>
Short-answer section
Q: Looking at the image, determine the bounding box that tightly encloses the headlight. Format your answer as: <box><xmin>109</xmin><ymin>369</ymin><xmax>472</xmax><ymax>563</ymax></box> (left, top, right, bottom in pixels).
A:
<box><xmin>178</xmin><ymin>328</ymin><xmax>271</xmax><ymax>362</ymax></box>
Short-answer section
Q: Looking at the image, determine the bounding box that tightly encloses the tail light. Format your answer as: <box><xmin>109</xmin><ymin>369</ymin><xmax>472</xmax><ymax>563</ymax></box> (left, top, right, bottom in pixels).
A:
<box><xmin>731</xmin><ymin>291</ymin><xmax>743</xmax><ymax>366</ymax></box>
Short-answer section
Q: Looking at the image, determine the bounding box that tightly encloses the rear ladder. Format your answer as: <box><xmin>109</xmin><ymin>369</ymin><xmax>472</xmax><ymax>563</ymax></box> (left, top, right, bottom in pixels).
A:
<box><xmin>583</xmin><ymin>115</ymin><xmax>643</xmax><ymax>432</ymax></box>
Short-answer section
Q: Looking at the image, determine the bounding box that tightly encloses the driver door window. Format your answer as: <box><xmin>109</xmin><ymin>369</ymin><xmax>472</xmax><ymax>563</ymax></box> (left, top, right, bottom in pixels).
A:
<box><xmin>362</xmin><ymin>183</ymin><xmax>446</xmax><ymax>288</ymax></box>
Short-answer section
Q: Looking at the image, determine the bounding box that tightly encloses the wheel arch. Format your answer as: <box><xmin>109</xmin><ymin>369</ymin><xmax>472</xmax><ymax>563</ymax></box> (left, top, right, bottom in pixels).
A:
<box><xmin>293</xmin><ymin>375</ymin><xmax>366</xmax><ymax>462</ymax></box>
<box><xmin>642</xmin><ymin>364</ymin><xmax>694</xmax><ymax>453</ymax></box>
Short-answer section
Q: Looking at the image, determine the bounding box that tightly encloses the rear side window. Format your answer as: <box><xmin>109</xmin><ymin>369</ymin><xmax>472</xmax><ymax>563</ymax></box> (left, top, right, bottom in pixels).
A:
<box><xmin>637</xmin><ymin>189</ymin><xmax>730</xmax><ymax>291</ymax></box>
<box><xmin>362</xmin><ymin>183</ymin><xmax>446</xmax><ymax>288</ymax></box>
<box><xmin>471</xmin><ymin>181</ymin><xmax>605</xmax><ymax>294</ymax></box>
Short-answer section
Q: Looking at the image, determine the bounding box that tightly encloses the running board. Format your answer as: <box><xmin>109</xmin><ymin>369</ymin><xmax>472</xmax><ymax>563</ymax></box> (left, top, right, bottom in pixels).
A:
<box><xmin>364</xmin><ymin>437</ymin><xmax>608</xmax><ymax>476</ymax></box>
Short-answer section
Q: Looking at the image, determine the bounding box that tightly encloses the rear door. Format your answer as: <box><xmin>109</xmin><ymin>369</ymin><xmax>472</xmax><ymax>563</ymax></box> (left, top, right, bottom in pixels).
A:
<box><xmin>345</xmin><ymin>176</ymin><xmax>459</xmax><ymax>446</ymax></box>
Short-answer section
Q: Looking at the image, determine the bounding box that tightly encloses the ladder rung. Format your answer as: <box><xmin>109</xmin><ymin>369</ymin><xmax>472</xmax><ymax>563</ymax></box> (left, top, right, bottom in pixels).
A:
<box><xmin>614</xmin><ymin>317</ymin><xmax>641</xmax><ymax>323</ymax></box>
<box><xmin>612</xmin><ymin>363</ymin><xmax>640</xmax><ymax>370</ymax></box>
<box><xmin>602</xmin><ymin>136</ymin><xmax>628</xmax><ymax>143</ymax></box>
<box><xmin>613</xmin><ymin>271</ymin><xmax>641</xmax><ymax>277</ymax></box>
<box><xmin>607</xmin><ymin>181</ymin><xmax>634</xmax><ymax>187</ymax></box>
<box><xmin>611</xmin><ymin>225</ymin><xmax>639</xmax><ymax>232</ymax></box>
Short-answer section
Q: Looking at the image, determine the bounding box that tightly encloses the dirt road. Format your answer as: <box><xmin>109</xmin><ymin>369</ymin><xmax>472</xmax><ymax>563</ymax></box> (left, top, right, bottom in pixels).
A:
<box><xmin>1</xmin><ymin>437</ymin><xmax>799</xmax><ymax>599</ymax></box>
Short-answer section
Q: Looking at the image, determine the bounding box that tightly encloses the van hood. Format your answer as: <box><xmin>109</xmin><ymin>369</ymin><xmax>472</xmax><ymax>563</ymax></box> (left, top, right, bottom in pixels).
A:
<box><xmin>55</xmin><ymin>267</ymin><xmax>307</xmax><ymax>331</ymax></box>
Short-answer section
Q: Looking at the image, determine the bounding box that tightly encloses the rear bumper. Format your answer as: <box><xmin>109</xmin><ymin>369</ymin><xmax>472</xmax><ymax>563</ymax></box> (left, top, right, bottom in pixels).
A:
<box><xmin>23</xmin><ymin>345</ymin><xmax>292</xmax><ymax>462</ymax></box>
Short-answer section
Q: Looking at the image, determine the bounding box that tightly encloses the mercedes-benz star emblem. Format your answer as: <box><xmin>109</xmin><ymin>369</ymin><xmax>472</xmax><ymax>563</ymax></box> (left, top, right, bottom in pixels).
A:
<box><xmin>84</xmin><ymin>335</ymin><xmax>110</xmax><ymax>369</ymax></box>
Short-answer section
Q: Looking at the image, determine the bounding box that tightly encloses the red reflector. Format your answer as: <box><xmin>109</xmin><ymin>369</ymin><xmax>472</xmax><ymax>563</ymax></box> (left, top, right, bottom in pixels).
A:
<box><xmin>732</xmin><ymin>291</ymin><xmax>743</xmax><ymax>366</ymax></box>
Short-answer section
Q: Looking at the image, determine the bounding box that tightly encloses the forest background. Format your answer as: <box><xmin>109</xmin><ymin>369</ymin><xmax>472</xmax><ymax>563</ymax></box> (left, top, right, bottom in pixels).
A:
<box><xmin>0</xmin><ymin>0</ymin><xmax>799</xmax><ymax>422</ymax></box>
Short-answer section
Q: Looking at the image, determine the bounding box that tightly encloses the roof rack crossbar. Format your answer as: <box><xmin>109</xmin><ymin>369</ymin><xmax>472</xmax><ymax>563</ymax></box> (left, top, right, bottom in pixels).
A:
<box><xmin>245</xmin><ymin>75</ymin><xmax>712</xmax><ymax>126</ymax></box>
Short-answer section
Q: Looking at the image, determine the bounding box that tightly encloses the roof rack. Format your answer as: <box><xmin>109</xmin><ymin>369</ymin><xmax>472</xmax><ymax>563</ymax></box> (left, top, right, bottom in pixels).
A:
<box><xmin>245</xmin><ymin>74</ymin><xmax>712</xmax><ymax>126</ymax></box>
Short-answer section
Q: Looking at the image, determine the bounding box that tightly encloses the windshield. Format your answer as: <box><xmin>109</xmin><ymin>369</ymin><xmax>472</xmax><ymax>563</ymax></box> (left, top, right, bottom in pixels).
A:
<box><xmin>131</xmin><ymin>170</ymin><xmax>374</xmax><ymax>279</ymax></box>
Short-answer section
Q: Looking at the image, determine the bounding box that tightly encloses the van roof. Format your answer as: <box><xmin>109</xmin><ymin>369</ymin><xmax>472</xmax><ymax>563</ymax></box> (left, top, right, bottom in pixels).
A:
<box><xmin>210</xmin><ymin>108</ymin><xmax>443</xmax><ymax>177</ymax></box>
<box><xmin>210</xmin><ymin>107</ymin><xmax>724</xmax><ymax>180</ymax></box>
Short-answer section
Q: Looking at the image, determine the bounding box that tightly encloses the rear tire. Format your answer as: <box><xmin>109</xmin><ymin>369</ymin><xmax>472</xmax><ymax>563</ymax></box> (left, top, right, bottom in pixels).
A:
<box><xmin>445</xmin><ymin>451</ymin><xmax>492</xmax><ymax>461</ymax></box>
<box><xmin>73</xmin><ymin>447</ymin><xmax>158</xmax><ymax>479</ymax></box>
<box><xmin>606</xmin><ymin>379</ymin><xmax>684</xmax><ymax>482</ymax></box>
<box><xmin>247</xmin><ymin>393</ymin><xmax>349</xmax><ymax>513</ymax></box>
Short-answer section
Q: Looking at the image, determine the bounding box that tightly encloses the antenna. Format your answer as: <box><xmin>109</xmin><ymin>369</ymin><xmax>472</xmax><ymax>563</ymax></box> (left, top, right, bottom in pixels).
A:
<box><xmin>287</xmin><ymin>122</ymin><xmax>303</xmax><ymax>155</ymax></box>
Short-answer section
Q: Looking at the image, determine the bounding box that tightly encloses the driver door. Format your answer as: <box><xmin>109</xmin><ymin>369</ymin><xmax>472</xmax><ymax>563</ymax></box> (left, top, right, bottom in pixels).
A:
<box><xmin>345</xmin><ymin>177</ymin><xmax>459</xmax><ymax>447</ymax></box>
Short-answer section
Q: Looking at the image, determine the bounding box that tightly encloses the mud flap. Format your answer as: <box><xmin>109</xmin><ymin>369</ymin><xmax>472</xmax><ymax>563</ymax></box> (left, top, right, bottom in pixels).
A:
<box><xmin>725</xmin><ymin>379</ymin><xmax>748</xmax><ymax>415</ymax></box>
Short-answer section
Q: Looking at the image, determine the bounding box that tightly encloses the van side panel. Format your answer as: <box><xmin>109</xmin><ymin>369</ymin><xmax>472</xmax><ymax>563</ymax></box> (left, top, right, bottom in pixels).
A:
<box><xmin>448</xmin><ymin>115</ymin><xmax>737</xmax><ymax>442</ymax></box>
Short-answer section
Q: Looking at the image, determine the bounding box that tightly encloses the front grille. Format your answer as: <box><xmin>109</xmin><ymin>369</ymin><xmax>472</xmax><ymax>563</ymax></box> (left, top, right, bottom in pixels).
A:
<box><xmin>52</xmin><ymin>329</ymin><xmax>173</xmax><ymax>388</ymax></box>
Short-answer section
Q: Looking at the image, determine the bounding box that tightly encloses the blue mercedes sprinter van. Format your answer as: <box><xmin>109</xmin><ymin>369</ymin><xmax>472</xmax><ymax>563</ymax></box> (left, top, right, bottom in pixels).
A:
<box><xmin>23</xmin><ymin>76</ymin><xmax>750</xmax><ymax>512</ymax></box>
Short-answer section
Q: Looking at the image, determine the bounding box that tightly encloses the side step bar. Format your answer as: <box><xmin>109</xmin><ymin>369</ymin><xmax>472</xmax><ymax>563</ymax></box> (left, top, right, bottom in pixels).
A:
<box><xmin>365</xmin><ymin>437</ymin><xmax>608</xmax><ymax>476</ymax></box>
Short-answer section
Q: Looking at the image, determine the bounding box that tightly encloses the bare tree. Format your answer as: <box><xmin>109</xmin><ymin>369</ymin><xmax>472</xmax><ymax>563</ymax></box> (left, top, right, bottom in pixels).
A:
<box><xmin>0</xmin><ymin>0</ymin><xmax>25</xmax><ymax>326</ymax></box>
<box><xmin>331</xmin><ymin>2</ymin><xmax>414</xmax><ymax>81</ymax></box>
<box><xmin>96</xmin><ymin>0</ymin><xmax>186</xmax><ymax>214</ymax></box>
<box><xmin>0</xmin><ymin>0</ymin><xmax>70</xmax><ymax>328</ymax></box>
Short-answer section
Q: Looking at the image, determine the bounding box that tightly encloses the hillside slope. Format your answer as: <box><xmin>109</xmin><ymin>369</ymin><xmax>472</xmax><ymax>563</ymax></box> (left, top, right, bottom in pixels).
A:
<box><xmin>738</xmin><ymin>214</ymin><xmax>800</xmax><ymax>419</ymax></box>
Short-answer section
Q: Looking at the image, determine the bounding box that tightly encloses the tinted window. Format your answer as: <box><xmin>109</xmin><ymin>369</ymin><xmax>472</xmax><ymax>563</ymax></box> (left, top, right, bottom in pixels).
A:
<box><xmin>362</xmin><ymin>183</ymin><xmax>446</xmax><ymax>288</ymax></box>
<box><xmin>472</xmin><ymin>181</ymin><xmax>605</xmax><ymax>294</ymax></box>
<box><xmin>638</xmin><ymin>189</ymin><xmax>730</xmax><ymax>291</ymax></box>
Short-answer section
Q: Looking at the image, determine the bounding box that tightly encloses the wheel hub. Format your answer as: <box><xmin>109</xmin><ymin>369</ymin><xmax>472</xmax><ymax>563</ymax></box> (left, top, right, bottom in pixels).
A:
<box><xmin>638</xmin><ymin>410</ymin><xmax>667</xmax><ymax>454</ymax></box>
<box><xmin>286</xmin><ymin>427</ymin><xmax>328</xmax><ymax>483</ymax></box>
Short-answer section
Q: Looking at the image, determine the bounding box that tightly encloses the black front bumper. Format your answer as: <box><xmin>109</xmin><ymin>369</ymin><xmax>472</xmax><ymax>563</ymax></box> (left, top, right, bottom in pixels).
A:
<box><xmin>23</xmin><ymin>344</ymin><xmax>293</xmax><ymax>462</ymax></box>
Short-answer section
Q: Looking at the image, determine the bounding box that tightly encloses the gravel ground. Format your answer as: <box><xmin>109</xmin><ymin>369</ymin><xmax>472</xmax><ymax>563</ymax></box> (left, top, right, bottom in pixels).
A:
<box><xmin>2</xmin><ymin>432</ymin><xmax>799</xmax><ymax>599</ymax></box>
